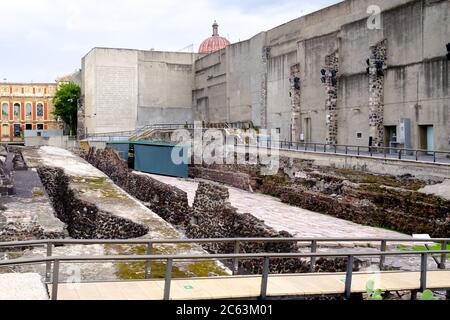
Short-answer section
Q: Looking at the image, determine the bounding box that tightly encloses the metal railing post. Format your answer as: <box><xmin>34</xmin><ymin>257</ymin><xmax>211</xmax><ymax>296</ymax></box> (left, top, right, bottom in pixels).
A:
<box><xmin>51</xmin><ymin>259</ymin><xmax>60</xmax><ymax>301</ymax></box>
<box><xmin>145</xmin><ymin>242</ymin><xmax>153</xmax><ymax>279</ymax></box>
<box><xmin>398</xmin><ymin>149</ymin><xmax>402</xmax><ymax>160</ymax></box>
<box><xmin>420</xmin><ymin>253</ymin><xmax>428</xmax><ymax>292</ymax></box>
<box><xmin>416</xmin><ymin>150</ymin><xmax>419</xmax><ymax>161</ymax></box>
<box><xmin>434</xmin><ymin>152</ymin><xmax>436</xmax><ymax>163</ymax></box>
<box><xmin>357</xmin><ymin>146</ymin><xmax>360</xmax><ymax>156</ymax></box>
<box><xmin>345</xmin><ymin>146</ymin><xmax>348</xmax><ymax>155</ymax></box>
<box><xmin>440</xmin><ymin>241</ymin><xmax>447</xmax><ymax>270</ymax></box>
<box><xmin>310</xmin><ymin>240</ymin><xmax>318</xmax><ymax>273</ymax></box>
<box><xmin>45</xmin><ymin>242</ymin><xmax>53</xmax><ymax>282</ymax></box>
<box><xmin>164</xmin><ymin>258</ymin><xmax>173</xmax><ymax>300</ymax></box>
<box><xmin>344</xmin><ymin>256</ymin><xmax>354</xmax><ymax>300</ymax></box>
<box><xmin>233</xmin><ymin>241</ymin><xmax>240</xmax><ymax>275</ymax></box>
<box><xmin>260</xmin><ymin>257</ymin><xmax>270</xmax><ymax>300</ymax></box>
<box><xmin>379</xmin><ymin>240</ymin><xmax>387</xmax><ymax>270</ymax></box>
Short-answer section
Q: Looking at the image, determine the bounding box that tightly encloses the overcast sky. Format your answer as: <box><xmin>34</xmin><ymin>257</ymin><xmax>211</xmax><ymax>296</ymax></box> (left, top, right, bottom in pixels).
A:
<box><xmin>0</xmin><ymin>0</ymin><xmax>340</xmax><ymax>83</ymax></box>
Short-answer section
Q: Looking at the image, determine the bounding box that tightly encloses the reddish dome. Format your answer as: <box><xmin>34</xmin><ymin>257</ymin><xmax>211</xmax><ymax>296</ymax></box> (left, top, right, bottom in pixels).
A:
<box><xmin>199</xmin><ymin>21</ymin><xmax>230</xmax><ymax>54</ymax></box>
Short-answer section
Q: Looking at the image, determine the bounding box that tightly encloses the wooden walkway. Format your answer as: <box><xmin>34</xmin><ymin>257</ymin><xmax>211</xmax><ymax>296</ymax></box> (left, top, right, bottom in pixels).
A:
<box><xmin>54</xmin><ymin>270</ymin><xmax>450</xmax><ymax>300</ymax></box>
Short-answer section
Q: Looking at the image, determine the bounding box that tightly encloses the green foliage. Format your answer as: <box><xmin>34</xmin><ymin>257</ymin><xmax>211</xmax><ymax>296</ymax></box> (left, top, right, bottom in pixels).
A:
<box><xmin>52</xmin><ymin>83</ymin><xmax>81</xmax><ymax>136</ymax></box>
<box><xmin>366</xmin><ymin>280</ymin><xmax>437</xmax><ymax>301</ymax></box>
<box><xmin>421</xmin><ymin>290</ymin><xmax>436</xmax><ymax>301</ymax></box>
<box><xmin>366</xmin><ymin>280</ymin><xmax>383</xmax><ymax>300</ymax></box>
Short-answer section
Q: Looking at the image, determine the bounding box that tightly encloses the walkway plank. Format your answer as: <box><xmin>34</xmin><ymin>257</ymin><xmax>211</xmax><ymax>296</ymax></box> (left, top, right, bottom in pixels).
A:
<box><xmin>54</xmin><ymin>271</ymin><xmax>450</xmax><ymax>300</ymax></box>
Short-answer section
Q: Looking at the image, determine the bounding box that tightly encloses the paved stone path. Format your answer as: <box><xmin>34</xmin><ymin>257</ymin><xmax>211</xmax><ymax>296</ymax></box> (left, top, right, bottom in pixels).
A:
<box><xmin>146</xmin><ymin>174</ymin><xmax>411</xmax><ymax>244</ymax></box>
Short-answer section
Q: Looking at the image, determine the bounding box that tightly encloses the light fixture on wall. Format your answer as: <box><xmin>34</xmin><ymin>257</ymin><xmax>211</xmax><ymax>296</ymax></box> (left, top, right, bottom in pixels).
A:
<box><xmin>320</xmin><ymin>69</ymin><xmax>326</xmax><ymax>83</ymax></box>
<box><xmin>293</xmin><ymin>77</ymin><xmax>301</xmax><ymax>90</ymax></box>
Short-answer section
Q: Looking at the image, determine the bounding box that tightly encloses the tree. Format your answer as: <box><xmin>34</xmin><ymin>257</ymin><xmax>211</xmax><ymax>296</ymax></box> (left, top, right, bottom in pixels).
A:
<box><xmin>52</xmin><ymin>83</ymin><xmax>81</xmax><ymax>136</ymax></box>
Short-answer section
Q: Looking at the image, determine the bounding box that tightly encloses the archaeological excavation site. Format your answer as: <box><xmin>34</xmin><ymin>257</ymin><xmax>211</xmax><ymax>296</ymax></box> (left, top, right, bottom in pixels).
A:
<box><xmin>1</xmin><ymin>140</ymin><xmax>449</xmax><ymax>301</ymax></box>
<box><xmin>1</xmin><ymin>0</ymin><xmax>449</xmax><ymax>306</ymax></box>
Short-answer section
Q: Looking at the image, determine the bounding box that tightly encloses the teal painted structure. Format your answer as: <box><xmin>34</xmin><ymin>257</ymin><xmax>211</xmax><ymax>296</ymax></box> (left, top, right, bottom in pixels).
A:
<box><xmin>107</xmin><ymin>141</ymin><xmax>189</xmax><ymax>178</ymax></box>
<box><xmin>108</xmin><ymin>143</ymin><xmax>130</xmax><ymax>161</ymax></box>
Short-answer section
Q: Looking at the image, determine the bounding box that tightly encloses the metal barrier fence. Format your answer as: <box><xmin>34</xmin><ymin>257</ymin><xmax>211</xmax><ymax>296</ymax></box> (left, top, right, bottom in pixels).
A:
<box><xmin>260</xmin><ymin>141</ymin><xmax>450</xmax><ymax>164</ymax></box>
<box><xmin>1</xmin><ymin>237</ymin><xmax>449</xmax><ymax>300</ymax></box>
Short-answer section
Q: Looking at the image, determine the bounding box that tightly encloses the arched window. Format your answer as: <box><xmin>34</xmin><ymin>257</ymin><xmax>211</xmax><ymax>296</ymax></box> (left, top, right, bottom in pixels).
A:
<box><xmin>25</xmin><ymin>103</ymin><xmax>32</xmax><ymax>118</ymax></box>
<box><xmin>14</xmin><ymin>103</ymin><xmax>21</xmax><ymax>120</ymax></box>
<box><xmin>36</xmin><ymin>103</ymin><xmax>44</xmax><ymax>117</ymax></box>
<box><xmin>1</xmin><ymin>103</ymin><xmax>8</xmax><ymax>119</ymax></box>
<box><xmin>1</xmin><ymin>124</ymin><xmax>9</xmax><ymax>139</ymax></box>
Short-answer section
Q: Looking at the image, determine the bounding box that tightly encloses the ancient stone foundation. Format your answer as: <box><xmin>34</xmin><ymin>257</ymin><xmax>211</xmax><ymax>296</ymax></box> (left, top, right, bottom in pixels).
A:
<box><xmin>0</xmin><ymin>146</ymin><xmax>14</xmax><ymax>197</ymax></box>
<box><xmin>38</xmin><ymin>166</ymin><xmax>149</xmax><ymax>239</ymax></box>
<box><xmin>85</xmin><ymin>147</ymin><xmax>191</xmax><ymax>227</ymax></box>
<box><xmin>189</xmin><ymin>157</ymin><xmax>450</xmax><ymax>238</ymax></box>
<box><xmin>84</xmin><ymin>147</ymin><xmax>357</xmax><ymax>274</ymax></box>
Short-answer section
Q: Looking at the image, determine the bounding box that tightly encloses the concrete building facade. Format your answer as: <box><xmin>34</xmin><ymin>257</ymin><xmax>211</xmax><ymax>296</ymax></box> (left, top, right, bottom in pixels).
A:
<box><xmin>80</xmin><ymin>0</ymin><xmax>450</xmax><ymax>151</ymax></box>
<box><xmin>0</xmin><ymin>83</ymin><xmax>61</xmax><ymax>143</ymax></box>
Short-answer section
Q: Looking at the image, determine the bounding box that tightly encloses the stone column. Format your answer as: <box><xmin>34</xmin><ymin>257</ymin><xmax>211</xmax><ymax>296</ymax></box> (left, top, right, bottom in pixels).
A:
<box><xmin>368</xmin><ymin>39</ymin><xmax>387</xmax><ymax>147</ymax></box>
<box><xmin>77</xmin><ymin>96</ymin><xmax>86</xmax><ymax>139</ymax></box>
<box><xmin>290</xmin><ymin>64</ymin><xmax>301</xmax><ymax>142</ymax></box>
<box><xmin>260</xmin><ymin>47</ymin><xmax>270</xmax><ymax>129</ymax></box>
<box><xmin>323</xmin><ymin>51</ymin><xmax>339</xmax><ymax>146</ymax></box>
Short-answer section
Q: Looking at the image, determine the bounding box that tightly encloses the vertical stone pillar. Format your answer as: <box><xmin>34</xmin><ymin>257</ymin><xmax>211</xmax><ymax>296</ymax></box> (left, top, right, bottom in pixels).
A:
<box><xmin>323</xmin><ymin>51</ymin><xmax>339</xmax><ymax>146</ymax></box>
<box><xmin>368</xmin><ymin>39</ymin><xmax>387</xmax><ymax>147</ymax></box>
<box><xmin>260</xmin><ymin>47</ymin><xmax>270</xmax><ymax>129</ymax></box>
<box><xmin>77</xmin><ymin>96</ymin><xmax>86</xmax><ymax>139</ymax></box>
<box><xmin>290</xmin><ymin>64</ymin><xmax>301</xmax><ymax>142</ymax></box>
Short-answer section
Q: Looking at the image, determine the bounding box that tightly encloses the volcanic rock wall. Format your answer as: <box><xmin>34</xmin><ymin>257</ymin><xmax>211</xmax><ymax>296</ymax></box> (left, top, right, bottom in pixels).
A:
<box><xmin>189</xmin><ymin>166</ymin><xmax>257</xmax><ymax>192</ymax></box>
<box><xmin>84</xmin><ymin>147</ymin><xmax>357</xmax><ymax>274</ymax></box>
<box><xmin>0</xmin><ymin>146</ymin><xmax>13</xmax><ymax>197</ymax></box>
<box><xmin>38</xmin><ymin>166</ymin><xmax>149</xmax><ymax>239</ymax></box>
<box><xmin>85</xmin><ymin>147</ymin><xmax>191</xmax><ymax>227</ymax></box>
<box><xmin>189</xmin><ymin>158</ymin><xmax>450</xmax><ymax>238</ymax></box>
<box><xmin>324</xmin><ymin>51</ymin><xmax>339</xmax><ymax>146</ymax></box>
<box><xmin>368</xmin><ymin>40</ymin><xmax>387</xmax><ymax>147</ymax></box>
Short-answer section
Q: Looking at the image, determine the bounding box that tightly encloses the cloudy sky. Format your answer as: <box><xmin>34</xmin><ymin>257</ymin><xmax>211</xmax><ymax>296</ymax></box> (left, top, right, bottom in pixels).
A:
<box><xmin>0</xmin><ymin>0</ymin><xmax>340</xmax><ymax>83</ymax></box>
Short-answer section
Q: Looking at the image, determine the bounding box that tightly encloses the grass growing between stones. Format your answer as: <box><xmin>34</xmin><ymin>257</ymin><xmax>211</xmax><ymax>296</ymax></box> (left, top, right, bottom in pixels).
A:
<box><xmin>397</xmin><ymin>244</ymin><xmax>450</xmax><ymax>258</ymax></box>
<box><xmin>333</xmin><ymin>168</ymin><xmax>426</xmax><ymax>191</ymax></box>
<box><xmin>106</xmin><ymin>244</ymin><xmax>228</xmax><ymax>280</ymax></box>
<box><xmin>72</xmin><ymin>177</ymin><xmax>128</xmax><ymax>200</ymax></box>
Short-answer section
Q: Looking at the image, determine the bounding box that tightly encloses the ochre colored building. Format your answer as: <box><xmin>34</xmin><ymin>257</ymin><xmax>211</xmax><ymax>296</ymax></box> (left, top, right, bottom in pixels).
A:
<box><xmin>0</xmin><ymin>83</ymin><xmax>61</xmax><ymax>142</ymax></box>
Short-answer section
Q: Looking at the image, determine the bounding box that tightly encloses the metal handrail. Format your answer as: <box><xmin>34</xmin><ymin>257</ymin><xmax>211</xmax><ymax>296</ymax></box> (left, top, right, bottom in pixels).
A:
<box><xmin>1</xmin><ymin>249</ymin><xmax>449</xmax><ymax>301</ymax></box>
<box><xmin>2</xmin><ymin>237</ymin><xmax>449</xmax><ymax>248</ymax></box>
<box><xmin>236</xmin><ymin>140</ymin><xmax>450</xmax><ymax>164</ymax></box>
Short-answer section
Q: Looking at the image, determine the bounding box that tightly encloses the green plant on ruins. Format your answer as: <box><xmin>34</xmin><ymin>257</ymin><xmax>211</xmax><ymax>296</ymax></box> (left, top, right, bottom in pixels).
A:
<box><xmin>366</xmin><ymin>280</ymin><xmax>437</xmax><ymax>300</ymax></box>
<box><xmin>366</xmin><ymin>280</ymin><xmax>383</xmax><ymax>300</ymax></box>
<box><xmin>421</xmin><ymin>290</ymin><xmax>437</xmax><ymax>301</ymax></box>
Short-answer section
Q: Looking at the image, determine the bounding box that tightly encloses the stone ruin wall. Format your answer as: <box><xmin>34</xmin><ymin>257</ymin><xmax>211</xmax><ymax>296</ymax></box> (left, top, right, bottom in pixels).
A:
<box><xmin>37</xmin><ymin>166</ymin><xmax>149</xmax><ymax>239</ymax></box>
<box><xmin>290</xmin><ymin>63</ymin><xmax>302</xmax><ymax>142</ymax></box>
<box><xmin>324</xmin><ymin>51</ymin><xmax>339</xmax><ymax>146</ymax></box>
<box><xmin>188</xmin><ymin>157</ymin><xmax>450</xmax><ymax>238</ymax></box>
<box><xmin>0</xmin><ymin>146</ymin><xmax>13</xmax><ymax>197</ymax></box>
<box><xmin>368</xmin><ymin>39</ymin><xmax>387</xmax><ymax>147</ymax></box>
<box><xmin>84</xmin><ymin>147</ymin><xmax>356</xmax><ymax>274</ymax></box>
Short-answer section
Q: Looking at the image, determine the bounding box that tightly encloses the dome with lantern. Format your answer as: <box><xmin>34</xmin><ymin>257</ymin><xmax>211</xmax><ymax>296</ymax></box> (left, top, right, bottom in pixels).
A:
<box><xmin>199</xmin><ymin>21</ymin><xmax>230</xmax><ymax>54</ymax></box>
